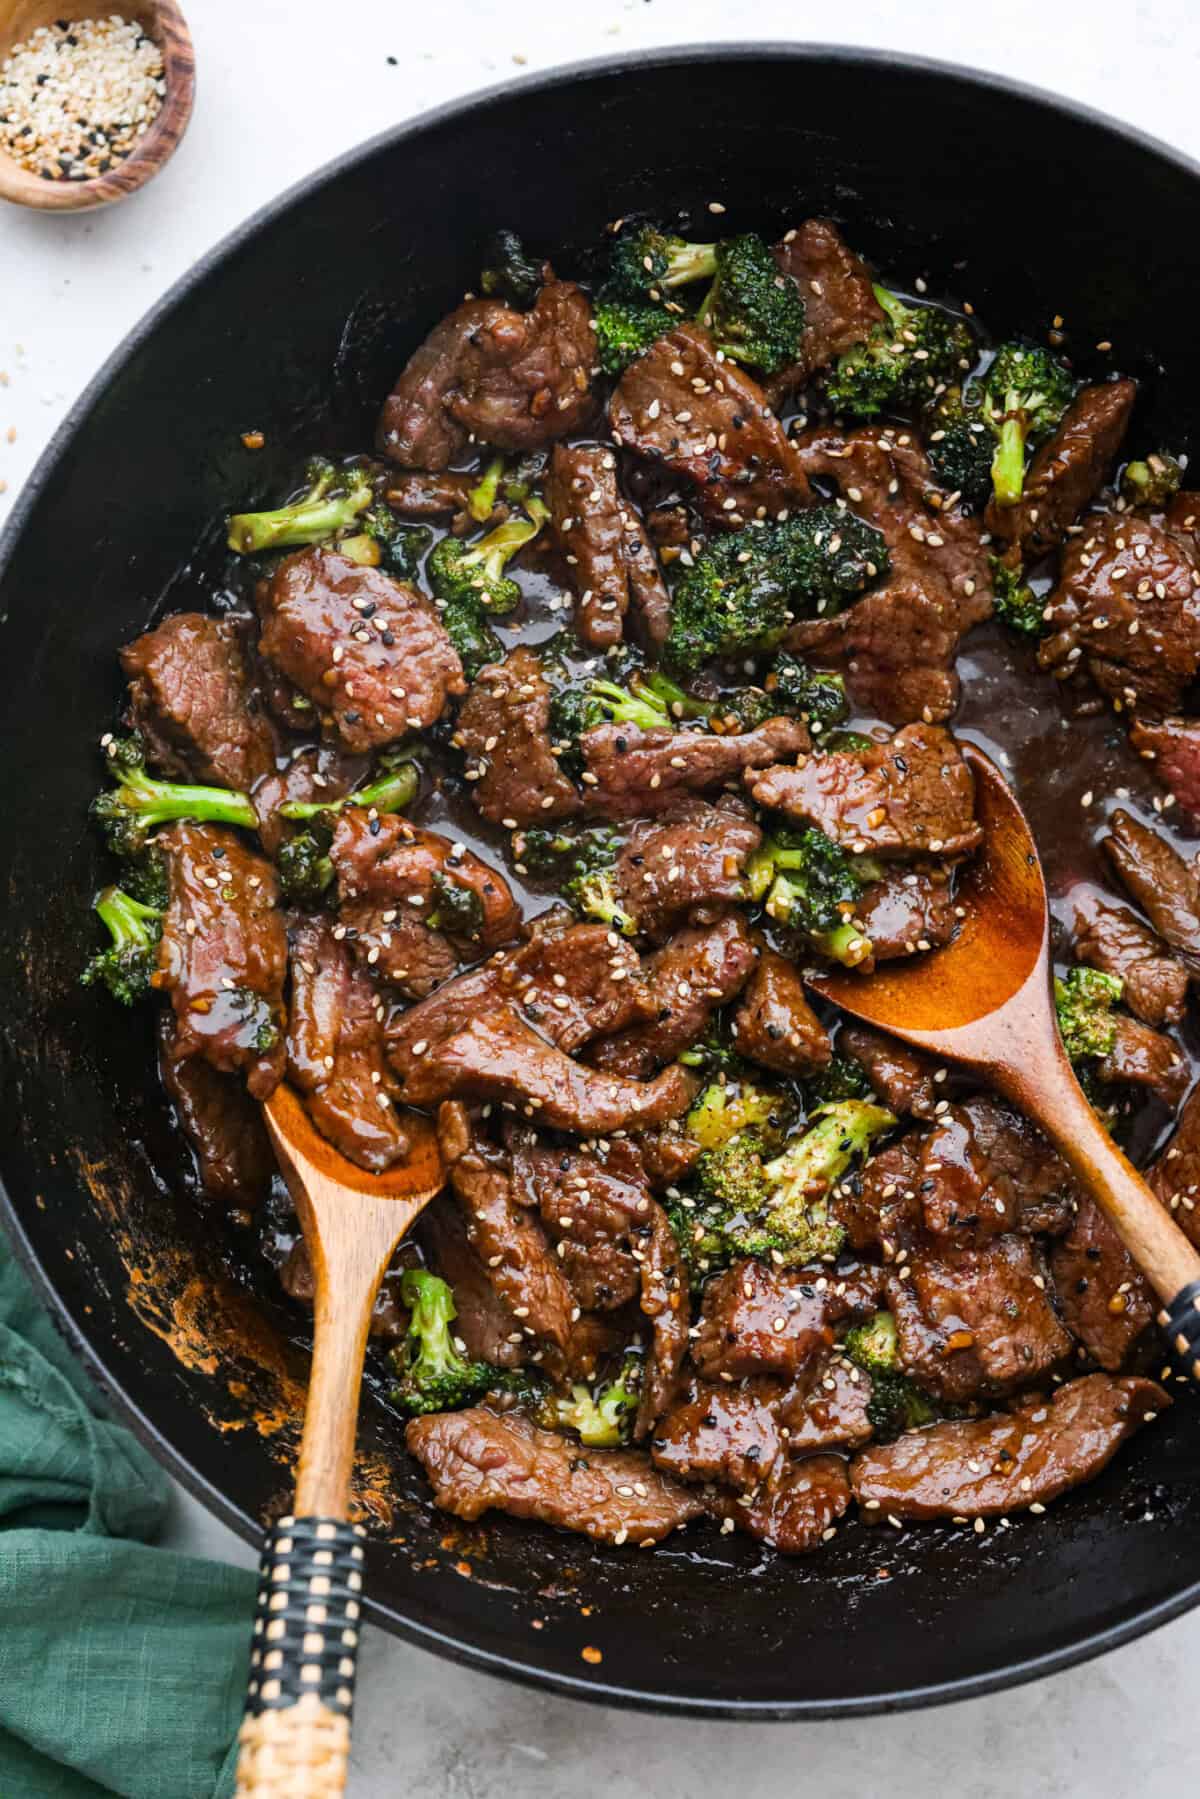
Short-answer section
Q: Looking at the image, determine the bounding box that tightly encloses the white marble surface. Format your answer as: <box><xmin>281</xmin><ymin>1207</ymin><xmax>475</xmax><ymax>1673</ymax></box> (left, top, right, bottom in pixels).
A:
<box><xmin>4</xmin><ymin>0</ymin><xmax>1200</xmax><ymax>1789</ymax></box>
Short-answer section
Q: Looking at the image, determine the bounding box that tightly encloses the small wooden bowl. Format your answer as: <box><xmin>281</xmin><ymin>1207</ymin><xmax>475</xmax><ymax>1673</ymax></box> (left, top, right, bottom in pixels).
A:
<box><xmin>0</xmin><ymin>0</ymin><xmax>194</xmax><ymax>211</ymax></box>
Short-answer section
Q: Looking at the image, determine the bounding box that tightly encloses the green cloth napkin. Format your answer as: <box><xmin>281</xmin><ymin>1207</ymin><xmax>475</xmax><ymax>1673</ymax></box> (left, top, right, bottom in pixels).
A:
<box><xmin>0</xmin><ymin>1235</ymin><xmax>256</xmax><ymax>1799</ymax></box>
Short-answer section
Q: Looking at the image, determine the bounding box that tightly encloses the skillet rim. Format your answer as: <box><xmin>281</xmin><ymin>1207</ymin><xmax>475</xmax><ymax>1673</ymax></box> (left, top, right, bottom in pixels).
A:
<box><xmin>3</xmin><ymin>39</ymin><xmax>1200</xmax><ymax>1719</ymax></box>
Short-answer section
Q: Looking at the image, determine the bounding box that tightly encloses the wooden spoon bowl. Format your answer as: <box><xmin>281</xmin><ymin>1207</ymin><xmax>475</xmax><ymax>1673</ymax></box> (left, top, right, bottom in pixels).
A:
<box><xmin>0</xmin><ymin>0</ymin><xmax>194</xmax><ymax>211</ymax></box>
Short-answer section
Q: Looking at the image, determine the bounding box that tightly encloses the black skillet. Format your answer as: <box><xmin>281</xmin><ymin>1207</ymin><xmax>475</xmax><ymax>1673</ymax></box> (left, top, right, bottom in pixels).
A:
<box><xmin>3</xmin><ymin>46</ymin><xmax>1200</xmax><ymax>1718</ymax></box>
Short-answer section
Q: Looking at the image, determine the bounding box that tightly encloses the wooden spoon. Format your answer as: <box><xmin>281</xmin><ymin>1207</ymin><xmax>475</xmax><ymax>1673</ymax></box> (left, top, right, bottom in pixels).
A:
<box><xmin>233</xmin><ymin>1084</ymin><xmax>443</xmax><ymax>1798</ymax></box>
<box><xmin>809</xmin><ymin>742</ymin><xmax>1200</xmax><ymax>1371</ymax></box>
<box><xmin>0</xmin><ymin>1</ymin><xmax>194</xmax><ymax>212</ymax></box>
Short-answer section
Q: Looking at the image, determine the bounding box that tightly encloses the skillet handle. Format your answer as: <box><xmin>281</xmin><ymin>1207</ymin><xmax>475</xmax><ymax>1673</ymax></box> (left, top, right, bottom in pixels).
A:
<box><xmin>233</xmin><ymin>1515</ymin><xmax>364</xmax><ymax>1797</ymax></box>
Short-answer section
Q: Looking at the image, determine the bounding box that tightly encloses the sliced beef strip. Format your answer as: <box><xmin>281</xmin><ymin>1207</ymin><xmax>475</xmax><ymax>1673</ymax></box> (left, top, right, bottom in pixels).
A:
<box><xmin>406</xmin><ymin>1406</ymin><xmax>705</xmax><ymax>1545</ymax></box>
<box><xmin>259</xmin><ymin>548</ymin><xmax>465</xmax><ymax>752</ymax></box>
<box><xmin>608</xmin><ymin>323</ymin><xmax>812</xmax><ymax>526</ymax></box>
<box><xmin>1103</xmin><ymin>810</ymin><xmax>1200</xmax><ymax>976</ymax></box>
<box><xmin>155</xmin><ymin>824</ymin><xmax>287</xmax><ymax>1099</ymax></box>
<box><xmin>512</xmin><ymin>1138</ymin><xmax>651</xmax><ymax>1311</ymax></box>
<box><xmin>1038</xmin><ymin>511</ymin><xmax>1200</xmax><ymax>716</ymax></box>
<box><xmin>331</xmin><ymin>808</ymin><xmax>520</xmax><ymax>950</ymax></box>
<box><xmin>580</xmin><ymin>717</ymin><xmax>811</xmax><ymax>819</ymax></box>
<box><xmin>453</xmin><ymin>646</ymin><xmax>582</xmax><ymax>827</ymax></box>
<box><xmin>747</xmin><ymin>722</ymin><xmax>982</xmax><ymax>859</ymax></box>
<box><xmin>1071</xmin><ymin>891</ymin><xmax>1189</xmax><ymax>1026</ymax></box>
<box><xmin>1050</xmin><ymin>1194</ymin><xmax>1154</xmax><ymax>1372</ymax></box>
<box><xmin>918</xmin><ymin>1104</ymin><xmax>1020</xmax><ymax>1242</ymax></box>
<box><xmin>779</xmin><ymin>1352</ymin><xmax>875</xmax><ymax>1453</ymax></box>
<box><xmin>588</xmin><ymin>913</ymin><xmax>757</xmax><ymax>1080</ymax></box>
<box><xmin>285</xmin><ymin>916</ymin><xmax>410</xmax><ymax>1173</ymax></box>
<box><xmin>854</xmin><ymin>863</ymin><xmax>958</xmax><ymax>961</ymax></box>
<box><xmin>546</xmin><ymin>442</ymin><xmax>672</xmax><ymax>648</ymax></box>
<box><xmin>1131</xmin><ymin>715</ymin><xmax>1200</xmax><ymax>825</ymax></box>
<box><xmin>376</xmin><ymin>296</ymin><xmax>515</xmax><ymax>469</ymax></box>
<box><xmin>651</xmin><ymin>1378</ymin><xmax>786</xmax><ymax>1489</ymax></box>
<box><xmin>831</xmin><ymin>1136</ymin><xmax>924</xmax><ymax>1253</ymax></box>
<box><xmin>786</xmin><ymin>426</ymin><xmax>993</xmax><ymax>725</ymax></box>
<box><xmin>731</xmin><ymin>948</ymin><xmax>832</xmax><ymax>1076</ymax></box>
<box><xmin>383</xmin><ymin>469</ymin><xmax>485</xmax><ymax>520</ymax></box>
<box><xmin>416</xmin><ymin>1193</ymin><xmax>524</xmax><ymax>1367</ymax></box>
<box><xmin>889</xmin><ymin>1231</ymin><xmax>1072</xmax><ymax>1403</ymax></box>
<box><xmin>709</xmin><ymin>1453</ymin><xmax>852</xmax><ymax>1552</ymax></box>
<box><xmin>691</xmin><ymin>1259</ymin><xmax>857</xmax><ymax>1382</ymax></box>
<box><xmin>251</xmin><ymin>742</ymin><xmax>369</xmax><ymax>857</ymax></box>
<box><xmin>851</xmin><ymin>1373</ymin><xmax>1167</xmax><ymax>1521</ymax></box>
<box><xmin>958</xmin><ymin>1096</ymin><xmax>1077</xmax><ymax>1238</ymax></box>
<box><xmin>1096</xmin><ymin>1012</ymin><xmax>1187</xmax><ymax>1106</ymax></box>
<box><xmin>986</xmin><ymin>380</ymin><xmax>1136</xmax><ymax>560</ymax></box>
<box><xmin>120</xmin><ymin>613</ymin><xmax>277</xmax><ymax>793</ymax></box>
<box><xmin>838</xmin><ymin>1025</ymin><xmax>940</xmax><ymax>1121</ymax></box>
<box><xmin>612</xmin><ymin>797</ymin><xmax>761</xmax><ymax>938</ymax></box>
<box><xmin>438</xmin><ymin>1102</ymin><xmax>583</xmax><ymax>1378</ymax></box>
<box><xmin>397</xmin><ymin>1010</ymin><xmax>698</xmax><ymax>1136</ymax></box>
<box><xmin>157</xmin><ymin>1015</ymin><xmax>274</xmax><ymax>1208</ymax></box>
<box><xmin>772</xmin><ymin>217</ymin><xmax>886</xmax><ymax>380</ymax></box>
<box><xmin>1149</xmin><ymin>1084</ymin><xmax>1200</xmax><ymax>1247</ymax></box>
<box><xmin>636</xmin><ymin>1120</ymin><xmax>704</xmax><ymax>1190</ymax></box>
<box><xmin>339</xmin><ymin>904</ymin><xmax>458</xmax><ymax>999</ymax></box>
<box><xmin>633</xmin><ymin>1202</ymin><xmax>691</xmax><ymax>1439</ymax></box>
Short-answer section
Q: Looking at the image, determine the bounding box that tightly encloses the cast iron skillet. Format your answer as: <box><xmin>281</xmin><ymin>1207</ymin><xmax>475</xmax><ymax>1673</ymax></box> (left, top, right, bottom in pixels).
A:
<box><xmin>2</xmin><ymin>44</ymin><xmax>1200</xmax><ymax>1718</ymax></box>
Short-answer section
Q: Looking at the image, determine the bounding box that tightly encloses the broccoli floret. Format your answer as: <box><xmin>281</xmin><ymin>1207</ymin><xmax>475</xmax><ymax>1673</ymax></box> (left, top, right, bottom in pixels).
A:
<box><xmin>467</xmin><ymin>455</ymin><xmax>505</xmax><ymax>524</ymax></box>
<box><xmin>389</xmin><ymin>1270</ymin><xmax>511</xmax><ymax>1415</ymax></box>
<box><xmin>1055</xmin><ymin>966</ymin><xmax>1123</xmax><ymax>1064</ymax></box>
<box><xmin>826</xmin><ymin>288</ymin><xmax>975</xmax><ymax>422</ymax></box>
<box><xmin>842</xmin><ymin>1310</ymin><xmax>938</xmax><ymax>1438</ymax></box>
<box><xmin>593</xmin><ymin>294</ymin><xmax>674</xmax><ymax>375</ymax></box>
<box><xmin>352</xmin><ymin>503</ymin><xmax>432</xmax><ymax>579</ymax></box>
<box><xmin>512</xmin><ymin>823</ymin><xmax>621</xmax><ymax>882</ymax></box>
<box><xmin>755</xmin><ymin>1101</ymin><xmax>894</xmax><ymax>1261</ymax></box>
<box><xmin>695</xmin><ymin>233</ymin><xmax>806</xmax><ymax>376</ymax></box>
<box><xmin>605</xmin><ymin>218</ymin><xmax>718</xmax><ymax>300</ymax></box>
<box><xmin>81</xmin><ymin>885</ymin><xmax>163</xmax><ymax>1006</ymax></box>
<box><xmin>427</xmin><ymin>871</ymin><xmax>485</xmax><ymax>938</ymax></box>
<box><xmin>427</xmin><ymin>500</ymin><xmax>549</xmax><ymax>677</ymax></box>
<box><xmin>546</xmin><ymin>670</ymin><xmax>675</xmax><ymax>780</ymax></box>
<box><xmin>981</xmin><ymin>344</ymin><xmax>1077</xmax><ymax>507</ymax></box>
<box><xmin>746</xmin><ymin>827</ymin><xmax>875</xmax><ymax>967</ymax></box>
<box><xmin>764</xmin><ymin>653</ymin><xmax>849</xmax><ymax>733</ymax></box>
<box><xmin>278</xmin><ymin>758</ymin><xmax>419</xmax><ymax>822</ymax></box>
<box><xmin>565</xmin><ymin>866</ymin><xmax>637</xmax><ymax>938</ymax></box>
<box><xmin>805</xmin><ymin>1053</ymin><xmax>873</xmax><ymax>1105</ymax></box>
<box><xmin>119</xmin><ymin>842</ymin><xmax>169</xmax><ymax>911</ymax></box>
<box><xmin>277</xmin><ymin>831</ymin><xmax>334</xmax><ymax>904</ymax></box>
<box><xmin>227</xmin><ymin>459</ymin><xmax>374</xmax><ymax>555</ymax></box>
<box><xmin>91</xmin><ymin>734</ymin><xmax>257</xmax><ymax>858</ymax></box>
<box><xmin>924</xmin><ymin>384</ymin><xmax>993</xmax><ymax>508</ymax></box>
<box><xmin>535</xmin><ymin>1352</ymin><xmax>643</xmax><ymax>1447</ymax></box>
<box><xmin>843</xmin><ymin>1308</ymin><xmax>900</xmax><ymax>1374</ymax></box>
<box><xmin>479</xmin><ymin>229</ymin><xmax>543</xmax><ymax>309</ymax></box>
<box><xmin>989</xmin><ymin>554</ymin><xmax>1045</xmax><ymax>636</ymax></box>
<box><xmin>1121</xmin><ymin>452</ymin><xmax>1185</xmax><ymax>509</ymax></box>
<box><xmin>686</xmin><ymin>1076</ymin><xmax>792</xmax><ymax>1153</ymax></box>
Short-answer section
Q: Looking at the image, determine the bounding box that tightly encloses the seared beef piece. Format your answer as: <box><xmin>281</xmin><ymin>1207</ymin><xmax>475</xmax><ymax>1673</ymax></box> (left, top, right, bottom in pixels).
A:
<box><xmin>832</xmin><ymin>1136</ymin><xmax>923</xmax><ymax>1252</ymax></box>
<box><xmin>1103</xmin><ymin>810</ymin><xmax>1200</xmax><ymax>975</ymax></box>
<box><xmin>438</xmin><ymin>1102</ymin><xmax>582</xmax><ymax>1377</ymax></box>
<box><xmin>121</xmin><ymin>613</ymin><xmax>277</xmax><ymax>793</ymax></box>
<box><xmin>285</xmin><ymin>917</ymin><xmax>410</xmax><ymax>1173</ymax></box>
<box><xmin>652</xmin><ymin>1378</ymin><xmax>786</xmax><ymax>1488</ymax></box>
<box><xmin>546</xmin><ymin>442</ymin><xmax>672</xmax><ymax>648</ymax></box>
<box><xmin>341</xmin><ymin>907</ymin><xmax>457</xmax><ymax>1000</ymax></box>
<box><xmin>1149</xmin><ymin>1084</ymin><xmax>1200</xmax><ymax>1247</ymax></box>
<box><xmin>772</xmin><ymin>217</ymin><xmax>885</xmax><ymax>380</ymax></box>
<box><xmin>958</xmin><ymin>1096</ymin><xmax>1077</xmax><ymax>1237</ymax></box>
<box><xmin>1131</xmin><ymin>716</ymin><xmax>1200</xmax><ymax>825</ymax></box>
<box><xmin>748</xmin><ymin>723</ymin><xmax>982</xmax><ymax>859</ymax></box>
<box><xmin>1072</xmin><ymin>893</ymin><xmax>1188</xmax><ymax>1027</ymax></box>
<box><xmin>406</xmin><ymin>1406</ymin><xmax>705</xmax><ymax>1545</ymax></box>
<box><xmin>1096</xmin><ymin>1013</ymin><xmax>1187</xmax><ymax>1105</ymax></box>
<box><xmin>259</xmin><ymin>549</ymin><xmax>465</xmax><ymax>752</ymax></box>
<box><xmin>279</xmin><ymin>1238</ymin><xmax>412</xmax><ymax>1343</ymax></box>
<box><xmin>331</xmin><ymin>808</ymin><xmax>520</xmax><ymax>951</ymax></box>
<box><xmin>251</xmin><ymin>743</ymin><xmax>368</xmax><ymax>857</ymax></box>
<box><xmin>634</xmin><ymin>1203</ymin><xmax>691</xmax><ymax>1438</ymax></box>
<box><xmin>731</xmin><ymin>948</ymin><xmax>832</xmax><ymax>1076</ymax></box>
<box><xmin>589</xmin><ymin>913</ymin><xmax>757</xmax><ymax>1080</ymax></box>
<box><xmin>851</xmin><ymin>1373</ymin><xmax>1167</xmax><ymax>1520</ymax></box>
<box><xmin>383</xmin><ymin>469</ymin><xmax>484</xmax><ymax>520</ymax></box>
<box><xmin>453</xmin><ymin>646</ymin><xmax>582</xmax><ymax>827</ymax></box>
<box><xmin>785</xmin><ymin>426</ymin><xmax>992</xmax><ymax>724</ymax></box>
<box><xmin>854</xmin><ymin>863</ymin><xmax>958</xmax><ymax>961</ymax></box>
<box><xmin>710</xmin><ymin>1454</ymin><xmax>852</xmax><ymax>1553</ymax></box>
<box><xmin>581</xmin><ymin>717</ymin><xmax>811</xmax><ymax>819</ymax></box>
<box><xmin>157</xmin><ymin>1015</ymin><xmax>274</xmax><ymax>1207</ymax></box>
<box><xmin>156</xmin><ymin>824</ymin><xmax>286</xmax><ymax>1099</ymax></box>
<box><xmin>918</xmin><ymin>1104</ymin><xmax>1019</xmax><ymax>1241</ymax></box>
<box><xmin>986</xmin><ymin>380</ymin><xmax>1136</xmax><ymax>559</ymax></box>
<box><xmin>377</xmin><ymin>276</ymin><xmax>595</xmax><ymax>467</ymax></box>
<box><xmin>644</xmin><ymin>504</ymin><xmax>693</xmax><ymax>554</ymax></box>
<box><xmin>692</xmin><ymin>1260</ymin><xmax>852</xmax><ymax>1382</ymax></box>
<box><xmin>636</xmin><ymin>1120</ymin><xmax>704</xmax><ymax>1189</ymax></box>
<box><xmin>608</xmin><ymin>324</ymin><xmax>813</xmax><ymax>526</ymax></box>
<box><xmin>416</xmin><ymin>1194</ymin><xmax>524</xmax><ymax>1367</ymax></box>
<box><xmin>397</xmin><ymin>1010</ymin><xmax>697</xmax><ymax>1135</ymax></box>
<box><xmin>839</xmin><ymin>1024</ymin><xmax>940</xmax><ymax>1120</ymax></box>
<box><xmin>888</xmin><ymin>1232</ymin><xmax>1072</xmax><ymax>1403</ymax></box>
<box><xmin>780</xmin><ymin>1353</ymin><xmax>875</xmax><ymax>1452</ymax></box>
<box><xmin>1039</xmin><ymin>512</ymin><xmax>1200</xmax><ymax>715</ymax></box>
<box><xmin>385</xmin><ymin>913</ymin><xmax>648</xmax><ymax>1081</ymax></box>
<box><xmin>1050</xmin><ymin>1195</ymin><xmax>1154</xmax><ymax>1371</ymax></box>
<box><xmin>612</xmin><ymin>797</ymin><xmax>761</xmax><ymax>938</ymax></box>
<box><xmin>512</xmin><ymin>1138</ymin><xmax>651</xmax><ymax>1311</ymax></box>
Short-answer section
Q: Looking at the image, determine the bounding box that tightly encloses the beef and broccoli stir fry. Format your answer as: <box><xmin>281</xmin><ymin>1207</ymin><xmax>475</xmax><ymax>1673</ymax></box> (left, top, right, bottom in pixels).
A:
<box><xmin>85</xmin><ymin>212</ymin><xmax>1200</xmax><ymax>1557</ymax></box>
